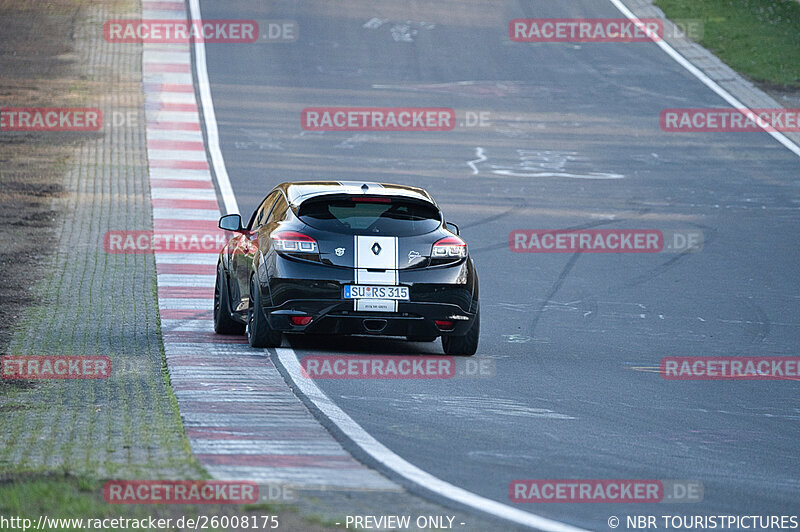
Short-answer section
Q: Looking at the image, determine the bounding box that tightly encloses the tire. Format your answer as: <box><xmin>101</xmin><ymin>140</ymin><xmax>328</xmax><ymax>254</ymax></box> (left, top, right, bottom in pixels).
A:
<box><xmin>406</xmin><ymin>336</ymin><xmax>437</xmax><ymax>342</ymax></box>
<box><xmin>441</xmin><ymin>303</ymin><xmax>479</xmax><ymax>356</ymax></box>
<box><xmin>247</xmin><ymin>275</ymin><xmax>282</xmax><ymax>348</ymax></box>
<box><xmin>214</xmin><ymin>262</ymin><xmax>245</xmax><ymax>335</ymax></box>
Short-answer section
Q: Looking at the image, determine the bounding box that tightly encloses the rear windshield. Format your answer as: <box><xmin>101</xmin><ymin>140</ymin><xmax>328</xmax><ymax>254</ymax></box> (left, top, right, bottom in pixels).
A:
<box><xmin>297</xmin><ymin>197</ymin><xmax>441</xmax><ymax>236</ymax></box>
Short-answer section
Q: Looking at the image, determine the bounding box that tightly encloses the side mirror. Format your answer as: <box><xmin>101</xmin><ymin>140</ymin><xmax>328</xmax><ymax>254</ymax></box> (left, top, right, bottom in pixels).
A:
<box><xmin>445</xmin><ymin>221</ymin><xmax>460</xmax><ymax>235</ymax></box>
<box><xmin>219</xmin><ymin>214</ymin><xmax>244</xmax><ymax>232</ymax></box>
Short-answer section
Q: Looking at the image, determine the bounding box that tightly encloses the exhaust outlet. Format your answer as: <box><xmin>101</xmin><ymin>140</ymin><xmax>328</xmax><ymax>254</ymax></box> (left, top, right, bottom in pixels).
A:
<box><xmin>362</xmin><ymin>319</ymin><xmax>388</xmax><ymax>333</ymax></box>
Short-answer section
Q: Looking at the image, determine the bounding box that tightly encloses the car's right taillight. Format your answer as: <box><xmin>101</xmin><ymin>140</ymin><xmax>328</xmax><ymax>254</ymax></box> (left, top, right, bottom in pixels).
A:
<box><xmin>432</xmin><ymin>236</ymin><xmax>467</xmax><ymax>260</ymax></box>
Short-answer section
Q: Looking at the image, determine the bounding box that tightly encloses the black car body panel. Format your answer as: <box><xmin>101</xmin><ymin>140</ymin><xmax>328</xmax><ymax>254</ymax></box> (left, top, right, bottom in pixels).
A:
<box><xmin>216</xmin><ymin>181</ymin><xmax>479</xmax><ymax>349</ymax></box>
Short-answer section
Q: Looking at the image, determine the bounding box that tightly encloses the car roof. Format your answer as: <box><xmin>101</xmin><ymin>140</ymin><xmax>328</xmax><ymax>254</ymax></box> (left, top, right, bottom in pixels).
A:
<box><xmin>277</xmin><ymin>181</ymin><xmax>438</xmax><ymax>208</ymax></box>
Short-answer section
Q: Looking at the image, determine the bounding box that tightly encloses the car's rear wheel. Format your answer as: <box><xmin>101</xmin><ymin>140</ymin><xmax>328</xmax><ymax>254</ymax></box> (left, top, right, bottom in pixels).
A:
<box><xmin>214</xmin><ymin>262</ymin><xmax>245</xmax><ymax>335</ymax></box>
<box><xmin>441</xmin><ymin>304</ymin><xmax>479</xmax><ymax>356</ymax></box>
<box><xmin>247</xmin><ymin>275</ymin><xmax>282</xmax><ymax>348</ymax></box>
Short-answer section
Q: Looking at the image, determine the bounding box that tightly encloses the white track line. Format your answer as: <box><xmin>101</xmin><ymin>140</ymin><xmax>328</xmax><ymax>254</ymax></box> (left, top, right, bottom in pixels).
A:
<box><xmin>275</xmin><ymin>349</ymin><xmax>587</xmax><ymax>532</ymax></box>
<box><xmin>188</xmin><ymin>0</ymin><xmax>240</xmax><ymax>215</ymax></box>
<box><xmin>187</xmin><ymin>1</ymin><xmax>590</xmax><ymax>529</ymax></box>
<box><xmin>608</xmin><ymin>0</ymin><xmax>800</xmax><ymax>159</ymax></box>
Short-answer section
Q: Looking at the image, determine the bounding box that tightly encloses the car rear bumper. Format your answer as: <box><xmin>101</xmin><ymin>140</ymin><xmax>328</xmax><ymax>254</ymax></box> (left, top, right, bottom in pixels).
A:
<box><xmin>253</xmin><ymin>255</ymin><xmax>478</xmax><ymax>337</ymax></box>
<box><xmin>265</xmin><ymin>299</ymin><xmax>476</xmax><ymax>336</ymax></box>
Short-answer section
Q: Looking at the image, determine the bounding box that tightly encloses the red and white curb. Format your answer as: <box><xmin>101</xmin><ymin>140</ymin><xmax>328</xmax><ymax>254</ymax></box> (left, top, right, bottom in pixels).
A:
<box><xmin>141</xmin><ymin>0</ymin><xmax>396</xmax><ymax>491</ymax></box>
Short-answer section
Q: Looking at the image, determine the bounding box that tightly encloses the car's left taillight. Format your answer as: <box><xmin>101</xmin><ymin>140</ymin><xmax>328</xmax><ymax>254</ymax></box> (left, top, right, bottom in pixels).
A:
<box><xmin>271</xmin><ymin>230</ymin><xmax>319</xmax><ymax>255</ymax></box>
<box><xmin>432</xmin><ymin>236</ymin><xmax>467</xmax><ymax>261</ymax></box>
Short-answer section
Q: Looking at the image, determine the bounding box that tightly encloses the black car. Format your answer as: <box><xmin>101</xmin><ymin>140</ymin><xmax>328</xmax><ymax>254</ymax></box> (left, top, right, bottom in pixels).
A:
<box><xmin>214</xmin><ymin>181</ymin><xmax>479</xmax><ymax>356</ymax></box>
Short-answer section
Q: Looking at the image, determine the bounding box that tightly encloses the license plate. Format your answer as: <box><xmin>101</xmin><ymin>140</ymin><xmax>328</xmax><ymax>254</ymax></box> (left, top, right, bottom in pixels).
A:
<box><xmin>344</xmin><ymin>285</ymin><xmax>409</xmax><ymax>300</ymax></box>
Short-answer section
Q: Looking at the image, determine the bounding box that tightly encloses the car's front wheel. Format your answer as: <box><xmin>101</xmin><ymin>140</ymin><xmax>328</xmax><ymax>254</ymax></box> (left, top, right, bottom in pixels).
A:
<box><xmin>214</xmin><ymin>262</ymin><xmax>245</xmax><ymax>335</ymax></box>
<box><xmin>441</xmin><ymin>303</ymin><xmax>479</xmax><ymax>356</ymax></box>
<box><xmin>247</xmin><ymin>275</ymin><xmax>282</xmax><ymax>348</ymax></box>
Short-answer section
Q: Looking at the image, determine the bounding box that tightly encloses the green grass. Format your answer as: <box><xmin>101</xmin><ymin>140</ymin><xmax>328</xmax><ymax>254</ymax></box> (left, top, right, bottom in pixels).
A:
<box><xmin>655</xmin><ymin>0</ymin><xmax>800</xmax><ymax>87</ymax></box>
<box><xmin>1</xmin><ymin>476</ymin><xmax>105</xmax><ymax>518</ymax></box>
<box><xmin>0</xmin><ymin>476</ymin><xmax>160</xmax><ymax>531</ymax></box>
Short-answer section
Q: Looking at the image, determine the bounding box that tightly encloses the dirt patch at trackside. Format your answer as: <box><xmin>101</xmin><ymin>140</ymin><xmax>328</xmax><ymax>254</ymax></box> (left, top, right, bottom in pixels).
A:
<box><xmin>0</xmin><ymin>0</ymin><xmax>97</xmax><ymax>356</ymax></box>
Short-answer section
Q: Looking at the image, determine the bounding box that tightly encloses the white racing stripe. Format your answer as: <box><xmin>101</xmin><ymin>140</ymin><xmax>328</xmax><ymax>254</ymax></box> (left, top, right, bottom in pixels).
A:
<box><xmin>188</xmin><ymin>0</ymin><xmax>587</xmax><ymax>527</ymax></box>
<box><xmin>275</xmin><ymin>348</ymin><xmax>588</xmax><ymax>532</ymax></box>
<box><xmin>354</xmin><ymin>235</ymin><xmax>397</xmax><ymax>275</ymax></box>
<box><xmin>607</xmin><ymin>0</ymin><xmax>800</xmax><ymax>159</ymax></box>
<box><xmin>354</xmin><ymin>235</ymin><xmax>398</xmax><ymax>312</ymax></box>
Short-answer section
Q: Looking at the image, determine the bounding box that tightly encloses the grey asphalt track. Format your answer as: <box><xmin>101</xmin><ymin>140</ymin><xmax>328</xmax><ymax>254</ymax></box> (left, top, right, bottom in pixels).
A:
<box><xmin>197</xmin><ymin>0</ymin><xmax>800</xmax><ymax>529</ymax></box>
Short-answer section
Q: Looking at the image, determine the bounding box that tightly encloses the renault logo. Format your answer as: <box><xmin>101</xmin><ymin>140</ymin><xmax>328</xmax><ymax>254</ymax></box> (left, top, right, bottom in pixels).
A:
<box><xmin>371</xmin><ymin>242</ymin><xmax>382</xmax><ymax>255</ymax></box>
